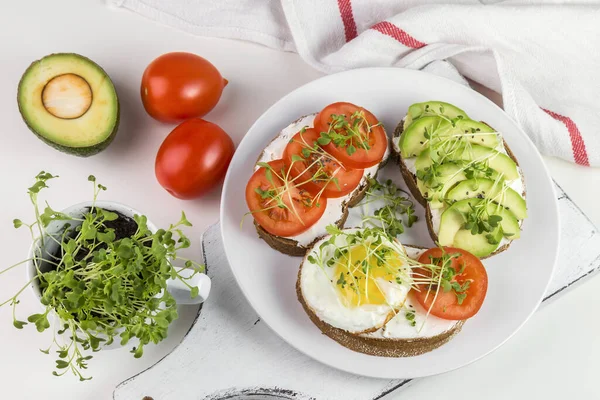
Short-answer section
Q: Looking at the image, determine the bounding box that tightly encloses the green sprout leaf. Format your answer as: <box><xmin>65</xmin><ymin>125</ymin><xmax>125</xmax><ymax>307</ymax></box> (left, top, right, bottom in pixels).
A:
<box><xmin>361</xmin><ymin>178</ymin><xmax>417</xmax><ymax>237</ymax></box>
<box><xmin>13</xmin><ymin>320</ymin><xmax>27</xmax><ymax>329</ymax></box>
<box><xmin>2</xmin><ymin>172</ymin><xmax>204</xmax><ymax>380</ymax></box>
<box><xmin>326</xmin><ymin>225</ymin><xmax>343</xmax><ymax>236</ymax></box>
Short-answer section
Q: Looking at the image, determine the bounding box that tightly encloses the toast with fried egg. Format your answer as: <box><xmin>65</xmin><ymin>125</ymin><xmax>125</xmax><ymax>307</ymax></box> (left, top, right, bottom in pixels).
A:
<box><xmin>297</xmin><ymin>229</ymin><xmax>466</xmax><ymax>357</ymax></box>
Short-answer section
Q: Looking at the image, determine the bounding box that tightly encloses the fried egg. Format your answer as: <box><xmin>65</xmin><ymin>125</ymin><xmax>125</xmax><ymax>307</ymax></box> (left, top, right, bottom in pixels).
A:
<box><xmin>299</xmin><ymin>229</ymin><xmax>413</xmax><ymax>333</ymax></box>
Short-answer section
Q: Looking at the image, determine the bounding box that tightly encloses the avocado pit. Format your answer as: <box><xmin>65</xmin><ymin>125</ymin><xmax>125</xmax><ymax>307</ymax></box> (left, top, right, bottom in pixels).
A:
<box><xmin>42</xmin><ymin>73</ymin><xmax>92</xmax><ymax>119</ymax></box>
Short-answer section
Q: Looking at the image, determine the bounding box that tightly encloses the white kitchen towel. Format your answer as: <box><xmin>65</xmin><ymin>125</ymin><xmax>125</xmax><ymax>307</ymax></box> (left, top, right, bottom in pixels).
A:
<box><xmin>109</xmin><ymin>0</ymin><xmax>600</xmax><ymax>167</ymax></box>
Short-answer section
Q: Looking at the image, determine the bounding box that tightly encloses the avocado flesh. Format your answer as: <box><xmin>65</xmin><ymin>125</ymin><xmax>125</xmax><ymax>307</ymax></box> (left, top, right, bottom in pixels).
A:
<box><xmin>417</xmin><ymin>162</ymin><xmax>466</xmax><ymax>209</ymax></box>
<box><xmin>416</xmin><ymin>162</ymin><xmax>502</xmax><ymax>209</ymax></box>
<box><xmin>453</xmin><ymin>230</ymin><xmax>498</xmax><ymax>258</ymax></box>
<box><xmin>17</xmin><ymin>53</ymin><xmax>119</xmax><ymax>157</ymax></box>
<box><xmin>415</xmin><ymin>141</ymin><xmax>520</xmax><ymax>181</ymax></box>
<box><xmin>446</xmin><ymin>178</ymin><xmax>527</xmax><ymax>220</ymax></box>
<box><xmin>399</xmin><ymin>116</ymin><xmax>451</xmax><ymax>158</ymax></box>
<box><xmin>400</xmin><ymin>116</ymin><xmax>500</xmax><ymax>158</ymax></box>
<box><xmin>438</xmin><ymin>198</ymin><xmax>521</xmax><ymax>257</ymax></box>
<box><xmin>403</xmin><ymin>101</ymin><xmax>468</xmax><ymax>130</ymax></box>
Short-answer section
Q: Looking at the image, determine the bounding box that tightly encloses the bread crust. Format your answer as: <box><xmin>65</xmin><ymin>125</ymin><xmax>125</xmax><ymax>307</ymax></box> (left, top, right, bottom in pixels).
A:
<box><xmin>392</xmin><ymin>119</ymin><xmax>525</xmax><ymax>259</ymax></box>
<box><xmin>296</xmin><ymin>243</ymin><xmax>464</xmax><ymax>357</ymax></box>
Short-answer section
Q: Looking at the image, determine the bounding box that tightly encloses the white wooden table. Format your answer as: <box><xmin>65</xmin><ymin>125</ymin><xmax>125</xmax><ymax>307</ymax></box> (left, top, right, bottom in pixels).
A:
<box><xmin>1</xmin><ymin>1</ymin><xmax>600</xmax><ymax>399</ymax></box>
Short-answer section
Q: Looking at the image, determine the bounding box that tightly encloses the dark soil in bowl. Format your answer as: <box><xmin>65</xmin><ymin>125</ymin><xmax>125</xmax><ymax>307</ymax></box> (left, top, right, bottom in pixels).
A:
<box><xmin>51</xmin><ymin>207</ymin><xmax>140</xmax><ymax>262</ymax></box>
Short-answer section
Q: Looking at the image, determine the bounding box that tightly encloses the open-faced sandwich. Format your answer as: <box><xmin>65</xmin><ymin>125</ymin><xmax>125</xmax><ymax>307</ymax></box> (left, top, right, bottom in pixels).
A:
<box><xmin>392</xmin><ymin>101</ymin><xmax>527</xmax><ymax>258</ymax></box>
<box><xmin>245</xmin><ymin>102</ymin><xmax>390</xmax><ymax>256</ymax></box>
<box><xmin>297</xmin><ymin>227</ymin><xmax>488</xmax><ymax>356</ymax></box>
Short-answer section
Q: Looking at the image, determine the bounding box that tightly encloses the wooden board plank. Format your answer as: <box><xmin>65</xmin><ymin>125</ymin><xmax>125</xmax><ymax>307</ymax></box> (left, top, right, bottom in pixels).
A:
<box><xmin>114</xmin><ymin>182</ymin><xmax>600</xmax><ymax>400</ymax></box>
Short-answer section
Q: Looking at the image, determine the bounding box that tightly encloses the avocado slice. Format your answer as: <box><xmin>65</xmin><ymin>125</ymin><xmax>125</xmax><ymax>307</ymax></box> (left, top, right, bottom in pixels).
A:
<box><xmin>452</xmin><ymin>230</ymin><xmax>498</xmax><ymax>258</ymax></box>
<box><xmin>399</xmin><ymin>116</ymin><xmax>451</xmax><ymax>158</ymax></box>
<box><xmin>446</xmin><ymin>178</ymin><xmax>527</xmax><ymax>220</ymax></box>
<box><xmin>438</xmin><ymin>198</ymin><xmax>521</xmax><ymax>257</ymax></box>
<box><xmin>415</xmin><ymin>141</ymin><xmax>519</xmax><ymax>181</ymax></box>
<box><xmin>17</xmin><ymin>53</ymin><xmax>119</xmax><ymax>157</ymax></box>
<box><xmin>403</xmin><ymin>101</ymin><xmax>468</xmax><ymax>130</ymax></box>
<box><xmin>416</xmin><ymin>162</ymin><xmax>502</xmax><ymax>209</ymax></box>
<box><xmin>399</xmin><ymin>117</ymin><xmax>500</xmax><ymax>158</ymax></box>
<box><xmin>417</xmin><ymin>162</ymin><xmax>466</xmax><ymax>209</ymax></box>
<box><xmin>451</xmin><ymin>119</ymin><xmax>500</xmax><ymax>149</ymax></box>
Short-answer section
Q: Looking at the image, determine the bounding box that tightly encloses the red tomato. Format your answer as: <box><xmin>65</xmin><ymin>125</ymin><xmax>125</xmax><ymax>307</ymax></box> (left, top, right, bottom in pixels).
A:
<box><xmin>155</xmin><ymin>119</ymin><xmax>235</xmax><ymax>199</ymax></box>
<box><xmin>245</xmin><ymin>159</ymin><xmax>326</xmax><ymax>237</ymax></box>
<box><xmin>282</xmin><ymin>128</ymin><xmax>363</xmax><ymax>198</ymax></box>
<box><xmin>412</xmin><ymin>247</ymin><xmax>488</xmax><ymax>320</ymax></box>
<box><xmin>314</xmin><ymin>102</ymin><xmax>388</xmax><ymax>169</ymax></box>
<box><xmin>141</xmin><ymin>52</ymin><xmax>228</xmax><ymax>122</ymax></box>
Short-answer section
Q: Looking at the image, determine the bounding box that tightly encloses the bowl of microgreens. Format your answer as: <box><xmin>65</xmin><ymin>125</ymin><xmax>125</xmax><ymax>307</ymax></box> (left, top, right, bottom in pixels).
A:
<box><xmin>3</xmin><ymin>171</ymin><xmax>209</xmax><ymax>380</ymax></box>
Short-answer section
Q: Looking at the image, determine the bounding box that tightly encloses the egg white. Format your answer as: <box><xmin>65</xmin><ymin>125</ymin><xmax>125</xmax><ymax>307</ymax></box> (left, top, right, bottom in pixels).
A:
<box><xmin>300</xmin><ymin>229</ymin><xmax>412</xmax><ymax>334</ymax></box>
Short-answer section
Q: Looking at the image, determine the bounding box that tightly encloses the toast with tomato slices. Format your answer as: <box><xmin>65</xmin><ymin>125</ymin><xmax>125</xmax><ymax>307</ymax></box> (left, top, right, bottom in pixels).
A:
<box><xmin>245</xmin><ymin>103</ymin><xmax>390</xmax><ymax>257</ymax></box>
<box><xmin>390</xmin><ymin>101</ymin><xmax>527</xmax><ymax>259</ymax></box>
<box><xmin>297</xmin><ymin>229</ymin><xmax>478</xmax><ymax>357</ymax></box>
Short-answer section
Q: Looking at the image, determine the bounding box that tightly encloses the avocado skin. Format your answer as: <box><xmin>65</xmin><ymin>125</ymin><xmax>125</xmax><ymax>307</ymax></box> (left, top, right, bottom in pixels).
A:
<box><xmin>17</xmin><ymin>53</ymin><xmax>120</xmax><ymax>157</ymax></box>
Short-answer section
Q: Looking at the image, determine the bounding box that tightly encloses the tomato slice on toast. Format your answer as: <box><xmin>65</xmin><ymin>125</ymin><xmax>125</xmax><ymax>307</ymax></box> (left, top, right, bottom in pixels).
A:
<box><xmin>245</xmin><ymin>159</ymin><xmax>327</xmax><ymax>237</ymax></box>
<box><xmin>282</xmin><ymin>128</ymin><xmax>364</xmax><ymax>198</ymax></box>
<box><xmin>314</xmin><ymin>102</ymin><xmax>388</xmax><ymax>169</ymax></box>
<box><xmin>412</xmin><ymin>247</ymin><xmax>488</xmax><ymax>320</ymax></box>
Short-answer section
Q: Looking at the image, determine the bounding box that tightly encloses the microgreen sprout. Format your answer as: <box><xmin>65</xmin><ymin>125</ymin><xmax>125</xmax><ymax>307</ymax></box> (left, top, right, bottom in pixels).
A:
<box><xmin>318</xmin><ymin>111</ymin><xmax>381</xmax><ymax>156</ymax></box>
<box><xmin>361</xmin><ymin>178</ymin><xmax>417</xmax><ymax>236</ymax></box>
<box><xmin>1</xmin><ymin>172</ymin><xmax>204</xmax><ymax>381</ymax></box>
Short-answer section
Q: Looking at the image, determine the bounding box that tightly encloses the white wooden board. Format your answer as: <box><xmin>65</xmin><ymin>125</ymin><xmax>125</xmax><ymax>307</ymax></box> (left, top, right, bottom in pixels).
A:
<box><xmin>114</xmin><ymin>181</ymin><xmax>600</xmax><ymax>400</ymax></box>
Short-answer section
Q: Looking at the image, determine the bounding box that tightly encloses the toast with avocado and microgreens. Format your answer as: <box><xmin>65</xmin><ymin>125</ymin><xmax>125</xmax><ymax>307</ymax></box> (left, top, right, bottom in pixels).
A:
<box><xmin>245</xmin><ymin>102</ymin><xmax>390</xmax><ymax>257</ymax></box>
<box><xmin>297</xmin><ymin>228</ymin><xmax>489</xmax><ymax>357</ymax></box>
<box><xmin>391</xmin><ymin>101</ymin><xmax>527</xmax><ymax>259</ymax></box>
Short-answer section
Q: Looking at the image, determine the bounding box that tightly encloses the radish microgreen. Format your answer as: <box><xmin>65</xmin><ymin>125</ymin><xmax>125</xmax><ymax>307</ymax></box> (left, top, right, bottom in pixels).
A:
<box><xmin>361</xmin><ymin>178</ymin><xmax>417</xmax><ymax>237</ymax></box>
<box><xmin>319</xmin><ymin>111</ymin><xmax>380</xmax><ymax>155</ymax></box>
<box><xmin>1</xmin><ymin>172</ymin><xmax>204</xmax><ymax>381</ymax></box>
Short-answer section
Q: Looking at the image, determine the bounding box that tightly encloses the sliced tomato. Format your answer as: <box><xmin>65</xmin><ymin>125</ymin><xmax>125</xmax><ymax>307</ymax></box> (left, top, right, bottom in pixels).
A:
<box><xmin>314</xmin><ymin>102</ymin><xmax>388</xmax><ymax>169</ymax></box>
<box><xmin>412</xmin><ymin>247</ymin><xmax>488</xmax><ymax>320</ymax></box>
<box><xmin>245</xmin><ymin>159</ymin><xmax>327</xmax><ymax>237</ymax></box>
<box><xmin>282</xmin><ymin>128</ymin><xmax>364</xmax><ymax>198</ymax></box>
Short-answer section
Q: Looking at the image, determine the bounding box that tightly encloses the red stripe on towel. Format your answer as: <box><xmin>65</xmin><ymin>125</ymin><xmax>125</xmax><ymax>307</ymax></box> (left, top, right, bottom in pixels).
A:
<box><xmin>371</xmin><ymin>21</ymin><xmax>426</xmax><ymax>49</ymax></box>
<box><xmin>337</xmin><ymin>0</ymin><xmax>358</xmax><ymax>42</ymax></box>
<box><xmin>542</xmin><ymin>108</ymin><xmax>590</xmax><ymax>166</ymax></box>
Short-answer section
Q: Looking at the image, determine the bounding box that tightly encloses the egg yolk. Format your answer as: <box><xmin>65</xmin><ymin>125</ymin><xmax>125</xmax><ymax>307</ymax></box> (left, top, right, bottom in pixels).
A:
<box><xmin>333</xmin><ymin>244</ymin><xmax>404</xmax><ymax>307</ymax></box>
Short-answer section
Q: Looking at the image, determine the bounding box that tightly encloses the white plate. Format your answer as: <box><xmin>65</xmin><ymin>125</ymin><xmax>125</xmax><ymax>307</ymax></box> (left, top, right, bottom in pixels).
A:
<box><xmin>220</xmin><ymin>68</ymin><xmax>559</xmax><ymax>379</ymax></box>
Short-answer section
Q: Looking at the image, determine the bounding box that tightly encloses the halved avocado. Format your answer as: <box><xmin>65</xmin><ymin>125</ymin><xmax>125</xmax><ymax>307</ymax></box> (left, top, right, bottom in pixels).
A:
<box><xmin>438</xmin><ymin>198</ymin><xmax>520</xmax><ymax>257</ymax></box>
<box><xmin>399</xmin><ymin>117</ymin><xmax>500</xmax><ymax>158</ymax></box>
<box><xmin>415</xmin><ymin>142</ymin><xmax>519</xmax><ymax>181</ymax></box>
<box><xmin>446</xmin><ymin>178</ymin><xmax>527</xmax><ymax>220</ymax></box>
<box><xmin>403</xmin><ymin>101</ymin><xmax>468</xmax><ymax>130</ymax></box>
<box><xmin>17</xmin><ymin>53</ymin><xmax>119</xmax><ymax>157</ymax></box>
